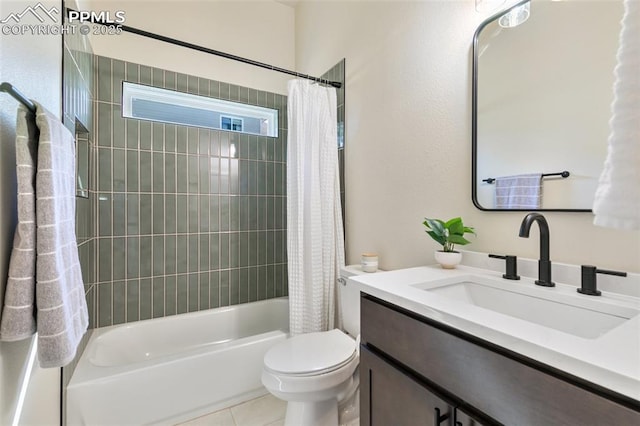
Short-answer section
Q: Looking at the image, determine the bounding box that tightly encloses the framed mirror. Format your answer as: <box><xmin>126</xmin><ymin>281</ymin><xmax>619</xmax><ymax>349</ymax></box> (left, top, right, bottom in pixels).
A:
<box><xmin>472</xmin><ymin>0</ymin><xmax>623</xmax><ymax>211</ymax></box>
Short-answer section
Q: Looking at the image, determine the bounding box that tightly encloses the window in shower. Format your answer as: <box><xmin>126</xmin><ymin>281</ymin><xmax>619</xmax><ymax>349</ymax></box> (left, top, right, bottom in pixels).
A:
<box><xmin>122</xmin><ymin>82</ymin><xmax>278</xmax><ymax>137</ymax></box>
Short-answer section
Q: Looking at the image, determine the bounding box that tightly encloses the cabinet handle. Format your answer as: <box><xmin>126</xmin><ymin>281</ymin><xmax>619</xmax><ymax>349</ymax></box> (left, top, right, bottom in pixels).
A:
<box><xmin>434</xmin><ymin>407</ymin><xmax>450</xmax><ymax>425</ymax></box>
<box><xmin>453</xmin><ymin>408</ymin><xmax>462</xmax><ymax>426</ymax></box>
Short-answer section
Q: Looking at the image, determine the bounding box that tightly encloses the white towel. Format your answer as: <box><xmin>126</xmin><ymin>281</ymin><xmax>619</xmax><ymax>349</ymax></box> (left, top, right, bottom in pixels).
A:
<box><xmin>593</xmin><ymin>0</ymin><xmax>640</xmax><ymax>230</ymax></box>
<box><xmin>494</xmin><ymin>173</ymin><xmax>542</xmax><ymax>209</ymax></box>
<box><xmin>0</xmin><ymin>103</ymin><xmax>88</xmax><ymax>368</ymax></box>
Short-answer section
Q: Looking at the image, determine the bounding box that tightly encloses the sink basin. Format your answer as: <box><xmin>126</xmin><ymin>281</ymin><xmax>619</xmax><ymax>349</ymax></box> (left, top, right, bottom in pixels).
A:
<box><xmin>414</xmin><ymin>275</ymin><xmax>639</xmax><ymax>339</ymax></box>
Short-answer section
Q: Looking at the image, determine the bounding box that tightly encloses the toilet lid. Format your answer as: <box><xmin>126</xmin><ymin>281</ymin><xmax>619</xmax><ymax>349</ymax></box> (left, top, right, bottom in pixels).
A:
<box><xmin>264</xmin><ymin>329</ymin><xmax>357</xmax><ymax>375</ymax></box>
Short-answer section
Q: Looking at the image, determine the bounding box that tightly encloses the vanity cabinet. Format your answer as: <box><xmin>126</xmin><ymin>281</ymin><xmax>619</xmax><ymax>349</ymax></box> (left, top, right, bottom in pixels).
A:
<box><xmin>360</xmin><ymin>294</ymin><xmax>640</xmax><ymax>425</ymax></box>
<box><xmin>361</xmin><ymin>346</ymin><xmax>486</xmax><ymax>426</ymax></box>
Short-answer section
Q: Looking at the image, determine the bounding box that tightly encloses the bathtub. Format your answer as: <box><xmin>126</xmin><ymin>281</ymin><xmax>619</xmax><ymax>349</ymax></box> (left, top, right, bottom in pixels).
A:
<box><xmin>67</xmin><ymin>298</ymin><xmax>289</xmax><ymax>425</ymax></box>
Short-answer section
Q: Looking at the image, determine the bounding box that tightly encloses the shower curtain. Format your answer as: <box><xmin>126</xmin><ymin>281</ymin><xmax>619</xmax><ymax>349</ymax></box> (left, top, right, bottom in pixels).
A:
<box><xmin>287</xmin><ymin>79</ymin><xmax>345</xmax><ymax>335</ymax></box>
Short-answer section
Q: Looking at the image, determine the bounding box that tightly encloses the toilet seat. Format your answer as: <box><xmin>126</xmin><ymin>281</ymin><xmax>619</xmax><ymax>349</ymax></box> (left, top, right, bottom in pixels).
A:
<box><xmin>264</xmin><ymin>329</ymin><xmax>356</xmax><ymax>377</ymax></box>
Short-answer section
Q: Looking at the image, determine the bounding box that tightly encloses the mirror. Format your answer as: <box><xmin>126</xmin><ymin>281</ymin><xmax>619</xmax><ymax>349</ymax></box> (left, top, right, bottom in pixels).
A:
<box><xmin>472</xmin><ymin>0</ymin><xmax>623</xmax><ymax>211</ymax></box>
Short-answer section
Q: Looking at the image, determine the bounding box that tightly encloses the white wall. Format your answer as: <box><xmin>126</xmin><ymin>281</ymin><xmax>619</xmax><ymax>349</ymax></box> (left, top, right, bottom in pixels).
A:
<box><xmin>85</xmin><ymin>0</ymin><xmax>295</xmax><ymax>94</ymax></box>
<box><xmin>0</xmin><ymin>1</ymin><xmax>62</xmax><ymax>424</ymax></box>
<box><xmin>295</xmin><ymin>0</ymin><xmax>640</xmax><ymax>273</ymax></box>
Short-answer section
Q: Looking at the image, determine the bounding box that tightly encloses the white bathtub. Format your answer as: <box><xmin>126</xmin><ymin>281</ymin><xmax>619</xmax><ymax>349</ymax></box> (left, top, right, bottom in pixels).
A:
<box><xmin>67</xmin><ymin>298</ymin><xmax>289</xmax><ymax>425</ymax></box>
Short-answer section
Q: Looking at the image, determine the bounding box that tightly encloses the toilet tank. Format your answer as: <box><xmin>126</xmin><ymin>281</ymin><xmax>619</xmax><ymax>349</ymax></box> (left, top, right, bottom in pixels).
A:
<box><xmin>339</xmin><ymin>265</ymin><xmax>383</xmax><ymax>337</ymax></box>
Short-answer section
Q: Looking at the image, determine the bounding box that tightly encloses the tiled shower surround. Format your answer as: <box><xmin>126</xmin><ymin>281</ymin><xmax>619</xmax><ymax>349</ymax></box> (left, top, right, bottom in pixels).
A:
<box><xmin>322</xmin><ymin>60</ymin><xmax>346</xmax><ymax>232</ymax></box>
<box><xmin>93</xmin><ymin>56</ymin><xmax>290</xmax><ymax>327</ymax></box>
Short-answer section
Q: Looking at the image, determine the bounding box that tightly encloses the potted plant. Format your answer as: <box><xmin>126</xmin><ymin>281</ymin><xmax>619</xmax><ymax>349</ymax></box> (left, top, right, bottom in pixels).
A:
<box><xmin>423</xmin><ymin>217</ymin><xmax>476</xmax><ymax>269</ymax></box>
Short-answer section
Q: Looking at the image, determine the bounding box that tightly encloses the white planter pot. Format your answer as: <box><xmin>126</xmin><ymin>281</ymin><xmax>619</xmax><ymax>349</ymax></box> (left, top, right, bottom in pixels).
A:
<box><xmin>434</xmin><ymin>251</ymin><xmax>462</xmax><ymax>269</ymax></box>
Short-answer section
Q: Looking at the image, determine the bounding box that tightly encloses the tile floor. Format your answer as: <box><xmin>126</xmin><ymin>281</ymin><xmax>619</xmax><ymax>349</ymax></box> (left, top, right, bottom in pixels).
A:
<box><xmin>177</xmin><ymin>394</ymin><xmax>286</xmax><ymax>426</ymax></box>
<box><xmin>177</xmin><ymin>392</ymin><xmax>360</xmax><ymax>426</ymax></box>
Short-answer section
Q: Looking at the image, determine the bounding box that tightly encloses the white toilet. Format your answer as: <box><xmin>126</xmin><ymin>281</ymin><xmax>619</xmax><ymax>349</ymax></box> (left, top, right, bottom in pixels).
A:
<box><xmin>262</xmin><ymin>265</ymin><xmax>375</xmax><ymax>426</ymax></box>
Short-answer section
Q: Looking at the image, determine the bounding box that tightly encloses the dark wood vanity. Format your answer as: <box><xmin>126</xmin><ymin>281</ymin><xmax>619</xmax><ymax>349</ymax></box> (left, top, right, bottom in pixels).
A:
<box><xmin>360</xmin><ymin>294</ymin><xmax>640</xmax><ymax>425</ymax></box>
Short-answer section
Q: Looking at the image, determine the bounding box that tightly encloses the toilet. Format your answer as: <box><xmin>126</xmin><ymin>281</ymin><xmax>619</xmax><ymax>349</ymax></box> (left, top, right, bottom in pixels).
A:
<box><xmin>261</xmin><ymin>265</ymin><xmax>375</xmax><ymax>426</ymax></box>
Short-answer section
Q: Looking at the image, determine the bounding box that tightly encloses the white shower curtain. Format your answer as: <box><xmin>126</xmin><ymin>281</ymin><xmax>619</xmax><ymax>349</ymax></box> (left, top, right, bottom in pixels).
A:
<box><xmin>593</xmin><ymin>0</ymin><xmax>640</xmax><ymax>230</ymax></box>
<box><xmin>287</xmin><ymin>79</ymin><xmax>345</xmax><ymax>335</ymax></box>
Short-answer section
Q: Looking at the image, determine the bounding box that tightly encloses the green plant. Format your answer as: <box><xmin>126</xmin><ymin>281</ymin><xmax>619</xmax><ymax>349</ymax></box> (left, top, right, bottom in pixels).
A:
<box><xmin>423</xmin><ymin>217</ymin><xmax>476</xmax><ymax>252</ymax></box>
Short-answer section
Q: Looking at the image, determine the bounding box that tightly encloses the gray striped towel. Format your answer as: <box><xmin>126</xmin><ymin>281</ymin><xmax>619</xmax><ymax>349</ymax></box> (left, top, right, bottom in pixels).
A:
<box><xmin>0</xmin><ymin>103</ymin><xmax>88</xmax><ymax>368</ymax></box>
<box><xmin>0</xmin><ymin>105</ymin><xmax>38</xmax><ymax>340</ymax></box>
<box><xmin>495</xmin><ymin>173</ymin><xmax>543</xmax><ymax>209</ymax></box>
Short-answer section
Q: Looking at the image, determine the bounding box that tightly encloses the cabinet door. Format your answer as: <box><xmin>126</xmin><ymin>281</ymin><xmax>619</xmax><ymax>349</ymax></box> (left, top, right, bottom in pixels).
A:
<box><xmin>361</xmin><ymin>346</ymin><xmax>453</xmax><ymax>426</ymax></box>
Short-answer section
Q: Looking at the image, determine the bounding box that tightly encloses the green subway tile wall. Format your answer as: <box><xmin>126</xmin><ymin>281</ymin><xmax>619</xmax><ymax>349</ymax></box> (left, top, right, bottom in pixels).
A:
<box><xmin>321</xmin><ymin>60</ymin><xmax>346</xmax><ymax>241</ymax></box>
<box><xmin>93</xmin><ymin>55</ymin><xmax>289</xmax><ymax>327</ymax></box>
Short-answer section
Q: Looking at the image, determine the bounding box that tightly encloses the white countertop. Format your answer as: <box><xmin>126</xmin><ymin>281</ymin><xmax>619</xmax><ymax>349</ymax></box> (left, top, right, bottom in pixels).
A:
<box><xmin>351</xmin><ymin>264</ymin><xmax>640</xmax><ymax>402</ymax></box>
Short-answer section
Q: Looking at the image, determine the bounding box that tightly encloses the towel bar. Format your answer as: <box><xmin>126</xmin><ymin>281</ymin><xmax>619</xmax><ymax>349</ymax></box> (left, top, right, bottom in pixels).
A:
<box><xmin>483</xmin><ymin>171</ymin><xmax>570</xmax><ymax>184</ymax></box>
<box><xmin>0</xmin><ymin>82</ymin><xmax>36</xmax><ymax>114</ymax></box>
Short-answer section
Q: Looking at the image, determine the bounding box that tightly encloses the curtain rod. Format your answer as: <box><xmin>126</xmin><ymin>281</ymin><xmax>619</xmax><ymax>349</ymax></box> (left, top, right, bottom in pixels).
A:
<box><xmin>66</xmin><ymin>9</ymin><xmax>342</xmax><ymax>89</ymax></box>
<box><xmin>0</xmin><ymin>82</ymin><xmax>36</xmax><ymax>114</ymax></box>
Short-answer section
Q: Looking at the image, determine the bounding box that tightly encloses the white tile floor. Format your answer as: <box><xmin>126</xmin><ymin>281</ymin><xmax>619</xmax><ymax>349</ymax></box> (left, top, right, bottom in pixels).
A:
<box><xmin>177</xmin><ymin>394</ymin><xmax>287</xmax><ymax>426</ymax></box>
<box><xmin>177</xmin><ymin>392</ymin><xmax>360</xmax><ymax>426</ymax></box>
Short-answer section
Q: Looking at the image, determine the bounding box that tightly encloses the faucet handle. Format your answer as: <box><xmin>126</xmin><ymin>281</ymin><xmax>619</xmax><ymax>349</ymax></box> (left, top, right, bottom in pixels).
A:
<box><xmin>488</xmin><ymin>254</ymin><xmax>520</xmax><ymax>280</ymax></box>
<box><xmin>578</xmin><ymin>265</ymin><xmax>627</xmax><ymax>296</ymax></box>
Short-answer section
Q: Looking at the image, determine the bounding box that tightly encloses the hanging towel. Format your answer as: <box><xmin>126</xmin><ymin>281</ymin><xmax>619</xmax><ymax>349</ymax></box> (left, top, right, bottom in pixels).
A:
<box><xmin>287</xmin><ymin>80</ymin><xmax>345</xmax><ymax>335</ymax></box>
<box><xmin>34</xmin><ymin>103</ymin><xmax>89</xmax><ymax>367</ymax></box>
<box><xmin>593</xmin><ymin>0</ymin><xmax>640</xmax><ymax>230</ymax></box>
<box><xmin>1</xmin><ymin>105</ymin><xmax>39</xmax><ymax>341</ymax></box>
<box><xmin>0</xmin><ymin>103</ymin><xmax>88</xmax><ymax>368</ymax></box>
<box><xmin>494</xmin><ymin>173</ymin><xmax>542</xmax><ymax>209</ymax></box>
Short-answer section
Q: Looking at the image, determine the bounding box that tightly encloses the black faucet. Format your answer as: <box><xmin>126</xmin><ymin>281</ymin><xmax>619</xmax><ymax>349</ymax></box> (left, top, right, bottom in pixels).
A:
<box><xmin>488</xmin><ymin>254</ymin><xmax>520</xmax><ymax>280</ymax></box>
<box><xmin>578</xmin><ymin>265</ymin><xmax>627</xmax><ymax>296</ymax></box>
<box><xmin>519</xmin><ymin>213</ymin><xmax>555</xmax><ymax>287</ymax></box>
